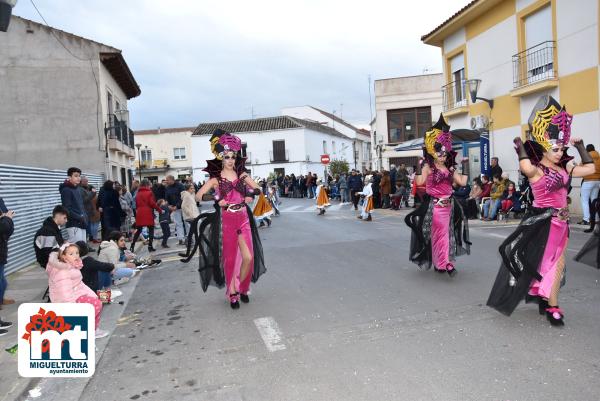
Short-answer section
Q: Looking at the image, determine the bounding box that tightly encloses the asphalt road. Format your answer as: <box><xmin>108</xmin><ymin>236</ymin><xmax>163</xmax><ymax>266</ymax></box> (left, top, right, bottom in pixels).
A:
<box><xmin>74</xmin><ymin>199</ymin><xmax>600</xmax><ymax>401</ymax></box>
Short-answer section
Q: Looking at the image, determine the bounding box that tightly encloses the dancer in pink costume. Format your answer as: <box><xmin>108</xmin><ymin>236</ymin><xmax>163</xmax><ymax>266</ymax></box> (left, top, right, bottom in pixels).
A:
<box><xmin>191</xmin><ymin>129</ymin><xmax>266</xmax><ymax>309</ymax></box>
<box><xmin>488</xmin><ymin>96</ymin><xmax>596</xmax><ymax>326</ymax></box>
<box><xmin>405</xmin><ymin>114</ymin><xmax>471</xmax><ymax>276</ymax></box>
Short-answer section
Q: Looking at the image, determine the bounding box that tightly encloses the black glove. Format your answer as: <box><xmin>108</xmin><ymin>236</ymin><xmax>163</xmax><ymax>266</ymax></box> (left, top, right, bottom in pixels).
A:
<box><xmin>573</xmin><ymin>140</ymin><xmax>593</xmax><ymax>164</ymax></box>
<box><xmin>514</xmin><ymin>137</ymin><xmax>529</xmax><ymax>160</ymax></box>
<box><xmin>460</xmin><ymin>159</ymin><xmax>469</xmax><ymax>176</ymax></box>
<box><xmin>415</xmin><ymin>159</ymin><xmax>423</xmax><ymax>175</ymax></box>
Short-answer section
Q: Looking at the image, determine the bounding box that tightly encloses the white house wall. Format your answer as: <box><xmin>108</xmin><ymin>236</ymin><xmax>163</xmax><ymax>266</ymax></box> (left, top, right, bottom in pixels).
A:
<box><xmin>555</xmin><ymin>0</ymin><xmax>598</xmax><ymax>76</ymax></box>
<box><xmin>281</xmin><ymin>106</ymin><xmax>357</xmax><ymax>138</ymax></box>
<box><xmin>99</xmin><ymin>61</ymin><xmax>133</xmax><ymax>175</ymax></box>
<box><xmin>443</xmin><ymin>27</ymin><xmax>466</xmax><ymax>53</ymax></box>
<box><xmin>191</xmin><ymin>127</ymin><xmax>352</xmax><ymax>182</ymax></box>
<box><xmin>281</xmin><ymin>105</ymin><xmax>370</xmax><ymax>170</ymax></box>
<box><xmin>467</xmin><ymin>16</ymin><xmax>518</xmax><ymax>98</ymax></box>
<box><xmin>516</xmin><ymin>0</ymin><xmax>538</xmax><ymax>12</ymax></box>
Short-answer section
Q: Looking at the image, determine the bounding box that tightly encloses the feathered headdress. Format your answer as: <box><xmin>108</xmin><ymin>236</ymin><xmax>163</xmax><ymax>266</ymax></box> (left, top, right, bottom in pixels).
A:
<box><xmin>423</xmin><ymin>113</ymin><xmax>456</xmax><ymax>168</ymax></box>
<box><xmin>203</xmin><ymin>129</ymin><xmax>247</xmax><ymax>178</ymax></box>
<box><xmin>525</xmin><ymin>95</ymin><xmax>573</xmax><ymax>167</ymax></box>
<box><xmin>209</xmin><ymin>129</ymin><xmax>242</xmax><ymax>160</ymax></box>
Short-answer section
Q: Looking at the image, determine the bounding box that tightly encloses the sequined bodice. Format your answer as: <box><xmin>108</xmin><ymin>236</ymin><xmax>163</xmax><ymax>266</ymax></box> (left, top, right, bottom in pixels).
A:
<box><xmin>531</xmin><ymin>167</ymin><xmax>569</xmax><ymax>209</ymax></box>
<box><xmin>218</xmin><ymin>177</ymin><xmax>246</xmax><ymax>203</ymax></box>
<box><xmin>426</xmin><ymin>168</ymin><xmax>453</xmax><ymax>198</ymax></box>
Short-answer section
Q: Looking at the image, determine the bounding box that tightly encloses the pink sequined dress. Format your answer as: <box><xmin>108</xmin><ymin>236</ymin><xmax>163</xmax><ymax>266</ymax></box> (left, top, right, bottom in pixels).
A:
<box><xmin>426</xmin><ymin>168</ymin><xmax>455</xmax><ymax>271</ymax></box>
<box><xmin>216</xmin><ymin>177</ymin><xmax>254</xmax><ymax>300</ymax></box>
<box><xmin>528</xmin><ymin>167</ymin><xmax>570</xmax><ymax>299</ymax></box>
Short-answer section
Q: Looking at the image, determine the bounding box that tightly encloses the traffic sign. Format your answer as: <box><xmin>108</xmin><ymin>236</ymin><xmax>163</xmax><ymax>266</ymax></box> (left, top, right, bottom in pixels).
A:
<box><xmin>321</xmin><ymin>154</ymin><xmax>330</xmax><ymax>164</ymax></box>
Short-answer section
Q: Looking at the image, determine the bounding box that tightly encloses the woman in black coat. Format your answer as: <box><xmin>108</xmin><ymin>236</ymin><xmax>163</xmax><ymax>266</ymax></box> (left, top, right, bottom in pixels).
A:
<box><xmin>98</xmin><ymin>180</ymin><xmax>123</xmax><ymax>240</ymax></box>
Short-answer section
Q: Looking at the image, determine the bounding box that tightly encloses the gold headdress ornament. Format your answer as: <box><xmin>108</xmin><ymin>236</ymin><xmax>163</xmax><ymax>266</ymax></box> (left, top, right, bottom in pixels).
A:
<box><xmin>528</xmin><ymin>95</ymin><xmax>571</xmax><ymax>151</ymax></box>
<box><xmin>424</xmin><ymin>113</ymin><xmax>452</xmax><ymax>159</ymax></box>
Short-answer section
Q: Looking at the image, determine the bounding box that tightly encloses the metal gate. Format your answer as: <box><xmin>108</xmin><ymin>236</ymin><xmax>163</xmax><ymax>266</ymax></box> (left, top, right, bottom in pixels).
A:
<box><xmin>0</xmin><ymin>164</ymin><xmax>103</xmax><ymax>275</ymax></box>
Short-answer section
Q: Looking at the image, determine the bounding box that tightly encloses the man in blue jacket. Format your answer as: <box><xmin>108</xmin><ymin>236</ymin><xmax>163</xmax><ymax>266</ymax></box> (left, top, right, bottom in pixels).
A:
<box><xmin>347</xmin><ymin>170</ymin><xmax>363</xmax><ymax>211</ymax></box>
<box><xmin>59</xmin><ymin>167</ymin><xmax>88</xmax><ymax>243</ymax></box>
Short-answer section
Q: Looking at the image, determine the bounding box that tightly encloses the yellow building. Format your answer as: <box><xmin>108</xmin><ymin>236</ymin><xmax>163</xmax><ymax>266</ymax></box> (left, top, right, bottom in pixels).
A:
<box><xmin>422</xmin><ymin>0</ymin><xmax>599</xmax><ymax>212</ymax></box>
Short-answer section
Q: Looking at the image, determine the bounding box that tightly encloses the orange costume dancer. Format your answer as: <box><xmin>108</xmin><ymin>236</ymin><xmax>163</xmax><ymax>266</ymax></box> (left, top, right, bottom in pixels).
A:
<box><xmin>316</xmin><ymin>181</ymin><xmax>330</xmax><ymax>215</ymax></box>
<box><xmin>253</xmin><ymin>190</ymin><xmax>274</xmax><ymax>227</ymax></box>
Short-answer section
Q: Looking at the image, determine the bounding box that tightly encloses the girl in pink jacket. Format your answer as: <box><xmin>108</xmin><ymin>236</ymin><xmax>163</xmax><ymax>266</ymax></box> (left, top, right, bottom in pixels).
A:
<box><xmin>46</xmin><ymin>243</ymin><xmax>107</xmax><ymax>338</ymax></box>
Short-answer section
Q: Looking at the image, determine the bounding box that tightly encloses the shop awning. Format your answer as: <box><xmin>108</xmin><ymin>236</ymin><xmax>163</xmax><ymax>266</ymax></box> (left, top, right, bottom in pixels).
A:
<box><xmin>394</xmin><ymin>129</ymin><xmax>482</xmax><ymax>151</ymax></box>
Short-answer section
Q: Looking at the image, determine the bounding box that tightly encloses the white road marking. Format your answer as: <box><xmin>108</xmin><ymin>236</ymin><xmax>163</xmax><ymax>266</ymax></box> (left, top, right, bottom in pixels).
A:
<box><xmin>254</xmin><ymin>317</ymin><xmax>286</xmax><ymax>352</ymax></box>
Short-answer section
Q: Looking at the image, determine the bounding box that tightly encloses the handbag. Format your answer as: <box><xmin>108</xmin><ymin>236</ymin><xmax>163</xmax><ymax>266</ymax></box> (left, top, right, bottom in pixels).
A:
<box><xmin>96</xmin><ymin>288</ymin><xmax>112</xmax><ymax>304</ymax></box>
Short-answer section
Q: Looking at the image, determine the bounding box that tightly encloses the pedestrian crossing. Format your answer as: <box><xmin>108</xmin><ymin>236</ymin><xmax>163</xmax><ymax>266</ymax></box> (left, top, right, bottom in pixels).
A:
<box><xmin>278</xmin><ymin>203</ymin><xmax>353</xmax><ymax>213</ymax></box>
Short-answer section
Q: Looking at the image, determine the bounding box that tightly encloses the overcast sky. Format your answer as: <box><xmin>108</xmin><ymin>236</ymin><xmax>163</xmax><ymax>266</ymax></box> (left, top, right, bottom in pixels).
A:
<box><xmin>16</xmin><ymin>0</ymin><xmax>470</xmax><ymax>129</ymax></box>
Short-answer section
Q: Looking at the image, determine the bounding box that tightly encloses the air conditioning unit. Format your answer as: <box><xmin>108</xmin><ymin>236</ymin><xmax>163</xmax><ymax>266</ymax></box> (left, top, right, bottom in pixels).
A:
<box><xmin>470</xmin><ymin>115</ymin><xmax>489</xmax><ymax>130</ymax></box>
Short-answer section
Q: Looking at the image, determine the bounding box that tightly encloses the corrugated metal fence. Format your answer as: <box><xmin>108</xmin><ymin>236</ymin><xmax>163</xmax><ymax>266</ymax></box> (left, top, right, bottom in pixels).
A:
<box><xmin>0</xmin><ymin>164</ymin><xmax>103</xmax><ymax>275</ymax></box>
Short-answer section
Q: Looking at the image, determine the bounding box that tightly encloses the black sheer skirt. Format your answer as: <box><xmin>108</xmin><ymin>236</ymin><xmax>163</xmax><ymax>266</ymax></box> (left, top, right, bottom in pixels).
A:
<box><xmin>486</xmin><ymin>208</ymin><xmax>554</xmax><ymax>315</ymax></box>
<box><xmin>404</xmin><ymin>195</ymin><xmax>471</xmax><ymax>269</ymax></box>
<box><xmin>180</xmin><ymin>204</ymin><xmax>267</xmax><ymax>292</ymax></box>
<box><xmin>574</xmin><ymin>229</ymin><xmax>600</xmax><ymax>270</ymax></box>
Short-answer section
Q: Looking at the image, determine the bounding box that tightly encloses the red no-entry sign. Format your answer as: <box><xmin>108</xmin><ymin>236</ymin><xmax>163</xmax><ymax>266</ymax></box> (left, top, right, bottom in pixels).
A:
<box><xmin>321</xmin><ymin>154</ymin><xmax>330</xmax><ymax>164</ymax></box>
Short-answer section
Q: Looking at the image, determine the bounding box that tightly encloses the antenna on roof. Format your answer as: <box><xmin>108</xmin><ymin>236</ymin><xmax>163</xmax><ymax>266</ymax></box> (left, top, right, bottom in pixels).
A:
<box><xmin>332</xmin><ymin>110</ymin><xmax>336</xmax><ymax>130</ymax></box>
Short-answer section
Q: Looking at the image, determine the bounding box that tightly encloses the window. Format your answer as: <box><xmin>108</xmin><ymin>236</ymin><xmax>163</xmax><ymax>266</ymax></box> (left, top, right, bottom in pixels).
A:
<box><xmin>241</xmin><ymin>143</ymin><xmax>248</xmax><ymax>158</ymax></box>
<box><xmin>173</xmin><ymin>147</ymin><xmax>186</xmax><ymax>160</ymax></box>
<box><xmin>115</xmin><ymin>100</ymin><xmax>120</xmax><ymax>112</ymax></box>
<box><xmin>107</xmin><ymin>92</ymin><xmax>113</xmax><ymax>115</ymax></box>
<box><xmin>524</xmin><ymin>5</ymin><xmax>553</xmax><ymax>82</ymax></box>
<box><xmin>272</xmin><ymin>140</ymin><xmax>287</xmax><ymax>162</ymax></box>
<box><xmin>386</xmin><ymin>107</ymin><xmax>432</xmax><ymax>143</ymax></box>
<box><xmin>332</xmin><ymin>141</ymin><xmax>336</xmax><ymax>154</ymax></box>
<box><xmin>450</xmin><ymin>53</ymin><xmax>466</xmax><ymax>105</ymax></box>
<box><xmin>323</xmin><ymin>140</ymin><xmax>327</xmax><ymax>154</ymax></box>
<box><xmin>141</xmin><ymin>149</ymin><xmax>152</xmax><ymax>162</ymax></box>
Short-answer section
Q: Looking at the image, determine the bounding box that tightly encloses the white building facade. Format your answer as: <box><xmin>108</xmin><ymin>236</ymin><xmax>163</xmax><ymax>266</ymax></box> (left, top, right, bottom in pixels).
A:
<box><xmin>191</xmin><ymin>116</ymin><xmax>354</xmax><ymax>182</ymax></box>
<box><xmin>281</xmin><ymin>106</ymin><xmax>372</xmax><ymax>172</ymax></box>
<box><xmin>133</xmin><ymin>127</ymin><xmax>195</xmax><ymax>183</ymax></box>
<box><xmin>372</xmin><ymin>74</ymin><xmax>444</xmax><ymax>170</ymax></box>
<box><xmin>0</xmin><ymin>16</ymin><xmax>141</xmax><ymax>186</ymax></box>
<box><xmin>422</xmin><ymin>0</ymin><xmax>600</xmax><ymax>213</ymax></box>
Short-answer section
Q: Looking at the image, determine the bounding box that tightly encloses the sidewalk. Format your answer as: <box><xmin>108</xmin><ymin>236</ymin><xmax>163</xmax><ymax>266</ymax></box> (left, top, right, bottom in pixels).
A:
<box><xmin>0</xmin><ymin>236</ymin><xmax>186</xmax><ymax>401</ymax></box>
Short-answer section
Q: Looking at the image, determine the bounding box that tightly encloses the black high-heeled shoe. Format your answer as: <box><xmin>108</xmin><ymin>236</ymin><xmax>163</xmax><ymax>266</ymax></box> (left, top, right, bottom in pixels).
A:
<box><xmin>545</xmin><ymin>305</ymin><xmax>565</xmax><ymax>326</ymax></box>
<box><xmin>447</xmin><ymin>267</ymin><xmax>457</xmax><ymax>277</ymax></box>
<box><xmin>230</xmin><ymin>293</ymin><xmax>240</xmax><ymax>310</ymax></box>
<box><xmin>538</xmin><ymin>298</ymin><xmax>549</xmax><ymax>315</ymax></box>
<box><xmin>433</xmin><ymin>267</ymin><xmax>445</xmax><ymax>274</ymax></box>
<box><xmin>240</xmin><ymin>293</ymin><xmax>250</xmax><ymax>303</ymax></box>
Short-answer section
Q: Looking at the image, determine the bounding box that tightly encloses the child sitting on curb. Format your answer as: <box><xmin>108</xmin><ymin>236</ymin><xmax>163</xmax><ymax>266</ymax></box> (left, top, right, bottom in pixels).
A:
<box><xmin>46</xmin><ymin>243</ymin><xmax>108</xmax><ymax>339</ymax></box>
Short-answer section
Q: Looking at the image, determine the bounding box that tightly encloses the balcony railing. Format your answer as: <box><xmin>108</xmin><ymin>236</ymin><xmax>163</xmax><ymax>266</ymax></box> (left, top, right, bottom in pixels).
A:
<box><xmin>269</xmin><ymin>150</ymin><xmax>289</xmax><ymax>163</ymax></box>
<box><xmin>135</xmin><ymin>159</ymin><xmax>169</xmax><ymax>169</ymax></box>
<box><xmin>442</xmin><ymin>80</ymin><xmax>468</xmax><ymax>112</ymax></box>
<box><xmin>512</xmin><ymin>41</ymin><xmax>556</xmax><ymax>89</ymax></box>
<box><xmin>106</xmin><ymin>114</ymin><xmax>133</xmax><ymax>148</ymax></box>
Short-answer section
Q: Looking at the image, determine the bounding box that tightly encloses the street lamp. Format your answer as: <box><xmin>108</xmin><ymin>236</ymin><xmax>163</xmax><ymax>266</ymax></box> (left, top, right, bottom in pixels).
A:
<box><xmin>0</xmin><ymin>0</ymin><xmax>17</xmax><ymax>32</ymax></box>
<box><xmin>465</xmin><ymin>79</ymin><xmax>494</xmax><ymax>109</ymax></box>
<box><xmin>135</xmin><ymin>143</ymin><xmax>142</xmax><ymax>180</ymax></box>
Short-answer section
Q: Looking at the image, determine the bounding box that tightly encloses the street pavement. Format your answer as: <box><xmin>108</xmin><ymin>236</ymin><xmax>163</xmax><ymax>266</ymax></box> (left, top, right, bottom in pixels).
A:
<box><xmin>4</xmin><ymin>198</ymin><xmax>600</xmax><ymax>400</ymax></box>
